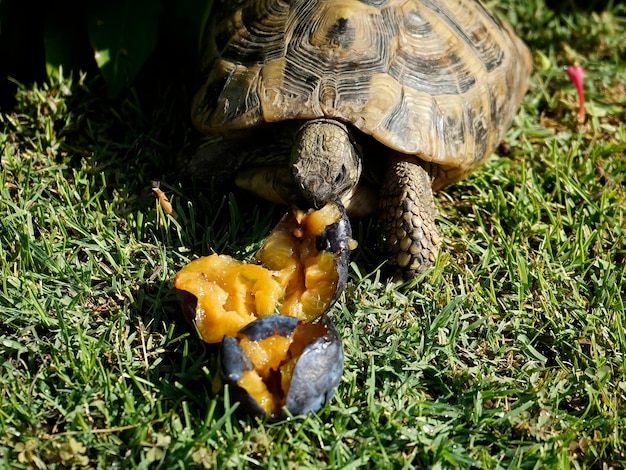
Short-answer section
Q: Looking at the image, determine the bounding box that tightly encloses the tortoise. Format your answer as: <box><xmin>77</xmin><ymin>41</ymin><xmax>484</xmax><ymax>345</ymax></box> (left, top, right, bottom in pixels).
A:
<box><xmin>184</xmin><ymin>0</ymin><xmax>532</xmax><ymax>278</ymax></box>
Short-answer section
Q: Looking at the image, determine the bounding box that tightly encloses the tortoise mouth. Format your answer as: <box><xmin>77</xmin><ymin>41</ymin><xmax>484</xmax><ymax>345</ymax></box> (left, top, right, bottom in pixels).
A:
<box><xmin>294</xmin><ymin>167</ymin><xmax>343</xmax><ymax>208</ymax></box>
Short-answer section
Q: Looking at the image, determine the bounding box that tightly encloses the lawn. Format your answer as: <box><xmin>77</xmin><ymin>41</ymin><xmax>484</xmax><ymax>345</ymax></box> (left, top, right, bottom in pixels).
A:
<box><xmin>1</xmin><ymin>0</ymin><xmax>625</xmax><ymax>468</ymax></box>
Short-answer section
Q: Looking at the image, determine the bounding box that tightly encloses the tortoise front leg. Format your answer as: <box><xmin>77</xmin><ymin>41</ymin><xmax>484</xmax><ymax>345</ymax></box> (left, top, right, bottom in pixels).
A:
<box><xmin>379</xmin><ymin>156</ymin><xmax>440</xmax><ymax>279</ymax></box>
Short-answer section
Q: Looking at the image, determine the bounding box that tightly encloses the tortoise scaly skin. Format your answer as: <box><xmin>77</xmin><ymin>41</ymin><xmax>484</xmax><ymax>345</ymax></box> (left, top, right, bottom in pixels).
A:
<box><xmin>183</xmin><ymin>0</ymin><xmax>532</xmax><ymax>277</ymax></box>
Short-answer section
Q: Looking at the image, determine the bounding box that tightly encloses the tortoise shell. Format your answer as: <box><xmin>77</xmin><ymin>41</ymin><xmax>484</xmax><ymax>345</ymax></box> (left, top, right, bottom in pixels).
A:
<box><xmin>191</xmin><ymin>0</ymin><xmax>532</xmax><ymax>188</ymax></box>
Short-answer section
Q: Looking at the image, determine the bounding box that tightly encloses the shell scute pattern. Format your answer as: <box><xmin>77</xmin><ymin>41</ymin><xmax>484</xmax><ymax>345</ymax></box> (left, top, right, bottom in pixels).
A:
<box><xmin>192</xmin><ymin>0</ymin><xmax>532</xmax><ymax>186</ymax></box>
<box><xmin>391</xmin><ymin>2</ymin><xmax>480</xmax><ymax>96</ymax></box>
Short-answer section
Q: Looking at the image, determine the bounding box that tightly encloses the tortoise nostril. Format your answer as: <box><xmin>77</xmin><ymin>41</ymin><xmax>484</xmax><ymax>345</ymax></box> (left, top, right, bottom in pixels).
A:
<box><xmin>303</xmin><ymin>174</ymin><xmax>322</xmax><ymax>190</ymax></box>
<box><xmin>335</xmin><ymin>165</ymin><xmax>347</xmax><ymax>184</ymax></box>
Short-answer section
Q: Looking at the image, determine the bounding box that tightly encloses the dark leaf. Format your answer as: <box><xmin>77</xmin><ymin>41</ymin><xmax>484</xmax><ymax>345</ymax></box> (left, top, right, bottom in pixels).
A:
<box><xmin>44</xmin><ymin>3</ymin><xmax>95</xmax><ymax>79</ymax></box>
<box><xmin>87</xmin><ymin>0</ymin><xmax>161</xmax><ymax>98</ymax></box>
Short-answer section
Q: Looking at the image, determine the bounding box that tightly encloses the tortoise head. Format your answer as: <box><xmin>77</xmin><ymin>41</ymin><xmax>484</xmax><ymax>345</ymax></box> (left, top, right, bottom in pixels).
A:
<box><xmin>291</xmin><ymin>119</ymin><xmax>362</xmax><ymax>208</ymax></box>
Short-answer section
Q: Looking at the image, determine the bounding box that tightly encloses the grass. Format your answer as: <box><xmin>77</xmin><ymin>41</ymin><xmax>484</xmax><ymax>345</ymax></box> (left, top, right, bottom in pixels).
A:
<box><xmin>1</xmin><ymin>0</ymin><xmax>625</xmax><ymax>468</ymax></box>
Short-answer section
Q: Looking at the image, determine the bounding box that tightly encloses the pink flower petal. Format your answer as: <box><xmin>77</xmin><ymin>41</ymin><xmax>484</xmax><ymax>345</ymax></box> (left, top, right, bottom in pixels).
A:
<box><xmin>567</xmin><ymin>65</ymin><xmax>585</xmax><ymax>120</ymax></box>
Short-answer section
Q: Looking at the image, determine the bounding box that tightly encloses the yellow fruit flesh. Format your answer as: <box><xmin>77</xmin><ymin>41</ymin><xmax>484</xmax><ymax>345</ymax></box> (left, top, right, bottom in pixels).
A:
<box><xmin>237</xmin><ymin>370</ymin><xmax>275</xmax><ymax>415</ymax></box>
<box><xmin>258</xmin><ymin>206</ymin><xmax>340</xmax><ymax>322</ymax></box>
<box><xmin>174</xmin><ymin>204</ymin><xmax>343</xmax><ymax>343</ymax></box>
<box><xmin>239</xmin><ymin>335</ymin><xmax>293</xmax><ymax>380</ymax></box>
<box><xmin>174</xmin><ymin>255</ymin><xmax>284</xmax><ymax>343</ymax></box>
<box><xmin>304</xmin><ymin>202</ymin><xmax>342</xmax><ymax>236</ymax></box>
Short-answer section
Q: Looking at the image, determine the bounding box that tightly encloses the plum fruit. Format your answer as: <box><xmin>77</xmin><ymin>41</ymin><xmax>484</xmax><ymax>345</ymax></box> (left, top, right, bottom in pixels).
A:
<box><xmin>173</xmin><ymin>201</ymin><xmax>353</xmax><ymax>417</ymax></box>
<box><xmin>174</xmin><ymin>201</ymin><xmax>354</xmax><ymax>343</ymax></box>
<box><xmin>220</xmin><ymin>314</ymin><xmax>344</xmax><ymax>417</ymax></box>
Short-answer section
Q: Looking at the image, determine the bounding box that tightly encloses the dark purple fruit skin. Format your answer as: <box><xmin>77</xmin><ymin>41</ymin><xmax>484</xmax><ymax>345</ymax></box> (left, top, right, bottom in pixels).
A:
<box><xmin>176</xmin><ymin>290</ymin><xmax>198</xmax><ymax>325</ymax></box>
<box><xmin>238</xmin><ymin>314</ymin><xmax>301</xmax><ymax>341</ymax></box>
<box><xmin>219</xmin><ymin>314</ymin><xmax>344</xmax><ymax>417</ymax></box>
<box><xmin>316</xmin><ymin>201</ymin><xmax>352</xmax><ymax>311</ymax></box>
<box><xmin>285</xmin><ymin>314</ymin><xmax>344</xmax><ymax>415</ymax></box>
